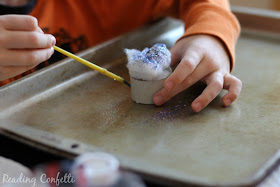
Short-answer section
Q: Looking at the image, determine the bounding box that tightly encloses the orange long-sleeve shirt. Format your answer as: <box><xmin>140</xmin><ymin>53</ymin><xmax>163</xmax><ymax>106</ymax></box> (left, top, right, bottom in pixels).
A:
<box><xmin>0</xmin><ymin>0</ymin><xmax>240</xmax><ymax>86</ymax></box>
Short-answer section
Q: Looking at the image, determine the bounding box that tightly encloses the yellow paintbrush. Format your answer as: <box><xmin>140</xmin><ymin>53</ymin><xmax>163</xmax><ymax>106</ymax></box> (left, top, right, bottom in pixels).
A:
<box><xmin>53</xmin><ymin>46</ymin><xmax>130</xmax><ymax>87</ymax></box>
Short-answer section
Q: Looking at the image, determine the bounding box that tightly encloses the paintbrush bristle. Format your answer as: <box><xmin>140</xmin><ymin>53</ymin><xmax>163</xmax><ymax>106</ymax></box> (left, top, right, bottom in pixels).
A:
<box><xmin>123</xmin><ymin>80</ymin><xmax>131</xmax><ymax>87</ymax></box>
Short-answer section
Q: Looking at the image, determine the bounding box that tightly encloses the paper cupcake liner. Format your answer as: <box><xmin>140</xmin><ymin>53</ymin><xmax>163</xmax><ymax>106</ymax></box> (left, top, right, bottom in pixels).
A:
<box><xmin>130</xmin><ymin>68</ymin><xmax>171</xmax><ymax>104</ymax></box>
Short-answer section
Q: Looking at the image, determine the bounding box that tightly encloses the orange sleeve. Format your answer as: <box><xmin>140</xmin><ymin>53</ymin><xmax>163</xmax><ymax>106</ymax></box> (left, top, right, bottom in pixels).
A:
<box><xmin>181</xmin><ymin>0</ymin><xmax>240</xmax><ymax>71</ymax></box>
<box><xmin>155</xmin><ymin>0</ymin><xmax>240</xmax><ymax>71</ymax></box>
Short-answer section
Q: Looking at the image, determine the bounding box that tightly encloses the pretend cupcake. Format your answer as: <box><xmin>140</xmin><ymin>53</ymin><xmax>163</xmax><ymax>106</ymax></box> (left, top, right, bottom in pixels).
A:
<box><xmin>125</xmin><ymin>43</ymin><xmax>171</xmax><ymax>104</ymax></box>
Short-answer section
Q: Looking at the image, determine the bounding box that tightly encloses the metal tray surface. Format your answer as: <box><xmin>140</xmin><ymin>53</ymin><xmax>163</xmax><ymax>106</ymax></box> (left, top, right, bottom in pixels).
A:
<box><xmin>1</xmin><ymin>13</ymin><xmax>280</xmax><ymax>186</ymax></box>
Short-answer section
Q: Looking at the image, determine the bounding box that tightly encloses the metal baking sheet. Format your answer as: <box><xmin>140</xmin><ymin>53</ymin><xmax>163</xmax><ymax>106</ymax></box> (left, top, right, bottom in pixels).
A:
<box><xmin>1</xmin><ymin>8</ymin><xmax>280</xmax><ymax>186</ymax></box>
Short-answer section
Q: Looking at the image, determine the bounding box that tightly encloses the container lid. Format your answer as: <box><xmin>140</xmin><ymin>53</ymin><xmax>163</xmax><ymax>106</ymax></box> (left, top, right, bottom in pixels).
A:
<box><xmin>72</xmin><ymin>152</ymin><xmax>120</xmax><ymax>187</ymax></box>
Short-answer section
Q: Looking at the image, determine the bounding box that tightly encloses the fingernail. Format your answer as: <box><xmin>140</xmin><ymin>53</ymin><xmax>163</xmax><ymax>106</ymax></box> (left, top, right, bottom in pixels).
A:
<box><xmin>50</xmin><ymin>47</ymin><xmax>54</xmax><ymax>55</ymax></box>
<box><xmin>51</xmin><ymin>35</ymin><xmax>56</xmax><ymax>46</ymax></box>
<box><xmin>166</xmin><ymin>81</ymin><xmax>174</xmax><ymax>90</ymax></box>
<box><xmin>224</xmin><ymin>99</ymin><xmax>231</xmax><ymax>106</ymax></box>
<box><xmin>193</xmin><ymin>102</ymin><xmax>202</xmax><ymax>112</ymax></box>
<box><xmin>154</xmin><ymin>95</ymin><xmax>163</xmax><ymax>105</ymax></box>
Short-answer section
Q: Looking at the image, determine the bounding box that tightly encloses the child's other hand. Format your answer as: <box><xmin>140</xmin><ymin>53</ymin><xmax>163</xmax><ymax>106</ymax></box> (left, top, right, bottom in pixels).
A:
<box><xmin>0</xmin><ymin>15</ymin><xmax>55</xmax><ymax>81</ymax></box>
<box><xmin>153</xmin><ymin>35</ymin><xmax>242</xmax><ymax>112</ymax></box>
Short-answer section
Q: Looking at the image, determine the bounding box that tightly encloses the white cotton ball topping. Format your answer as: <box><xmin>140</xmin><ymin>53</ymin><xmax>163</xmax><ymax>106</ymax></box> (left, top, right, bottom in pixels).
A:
<box><xmin>125</xmin><ymin>43</ymin><xmax>171</xmax><ymax>81</ymax></box>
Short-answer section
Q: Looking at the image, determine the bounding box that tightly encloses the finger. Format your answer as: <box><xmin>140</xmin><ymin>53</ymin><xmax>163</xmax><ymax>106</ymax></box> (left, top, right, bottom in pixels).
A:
<box><xmin>0</xmin><ymin>15</ymin><xmax>38</xmax><ymax>31</ymax></box>
<box><xmin>4</xmin><ymin>31</ymin><xmax>56</xmax><ymax>49</ymax></box>
<box><xmin>0</xmin><ymin>48</ymin><xmax>54</xmax><ymax>67</ymax></box>
<box><xmin>170</xmin><ymin>45</ymin><xmax>181</xmax><ymax>67</ymax></box>
<box><xmin>37</xmin><ymin>27</ymin><xmax>44</xmax><ymax>34</ymax></box>
<box><xmin>154</xmin><ymin>60</ymin><xmax>212</xmax><ymax>105</ymax></box>
<box><xmin>164</xmin><ymin>48</ymin><xmax>203</xmax><ymax>91</ymax></box>
<box><xmin>222</xmin><ymin>74</ymin><xmax>242</xmax><ymax>106</ymax></box>
<box><xmin>0</xmin><ymin>65</ymin><xmax>36</xmax><ymax>81</ymax></box>
<box><xmin>191</xmin><ymin>72</ymin><xmax>224</xmax><ymax>112</ymax></box>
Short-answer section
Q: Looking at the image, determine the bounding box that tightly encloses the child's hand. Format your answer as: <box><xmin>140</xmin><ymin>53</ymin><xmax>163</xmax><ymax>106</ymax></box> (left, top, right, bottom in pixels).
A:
<box><xmin>153</xmin><ymin>35</ymin><xmax>242</xmax><ymax>112</ymax></box>
<box><xmin>0</xmin><ymin>15</ymin><xmax>55</xmax><ymax>81</ymax></box>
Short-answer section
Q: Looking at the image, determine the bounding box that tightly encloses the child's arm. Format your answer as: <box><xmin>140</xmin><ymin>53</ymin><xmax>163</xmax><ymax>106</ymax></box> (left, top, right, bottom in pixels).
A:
<box><xmin>0</xmin><ymin>15</ymin><xmax>55</xmax><ymax>81</ymax></box>
<box><xmin>153</xmin><ymin>0</ymin><xmax>241</xmax><ymax>112</ymax></box>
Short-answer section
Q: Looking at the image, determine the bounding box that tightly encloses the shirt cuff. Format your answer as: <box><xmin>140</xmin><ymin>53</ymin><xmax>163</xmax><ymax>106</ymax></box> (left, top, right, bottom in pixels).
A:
<box><xmin>179</xmin><ymin>3</ymin><xmax>240</xmax><ymax>72</ymax></box>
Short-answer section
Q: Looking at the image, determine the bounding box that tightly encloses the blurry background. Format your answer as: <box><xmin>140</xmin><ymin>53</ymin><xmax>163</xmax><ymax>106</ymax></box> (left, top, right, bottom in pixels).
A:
<box><xmin>230</xmin><ymin>0</ymin><xmax>280</xmax><ymax>10</ymax></box>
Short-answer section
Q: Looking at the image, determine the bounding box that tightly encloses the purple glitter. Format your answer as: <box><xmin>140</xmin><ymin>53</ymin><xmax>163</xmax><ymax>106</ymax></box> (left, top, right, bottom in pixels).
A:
<box><xmin>130</xmin><ymin>43</ymin><xmax>170</xmax><ymax>69</ymax></box>
<box><xmin>146</xmin><ymin>43</ymin><xmax>170</xmax><ymax>65</ymax></box>
<box><xmin>125</xmin><ymin>43</ymin><xmax>171</xmax><ymax>81</ymax></box>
